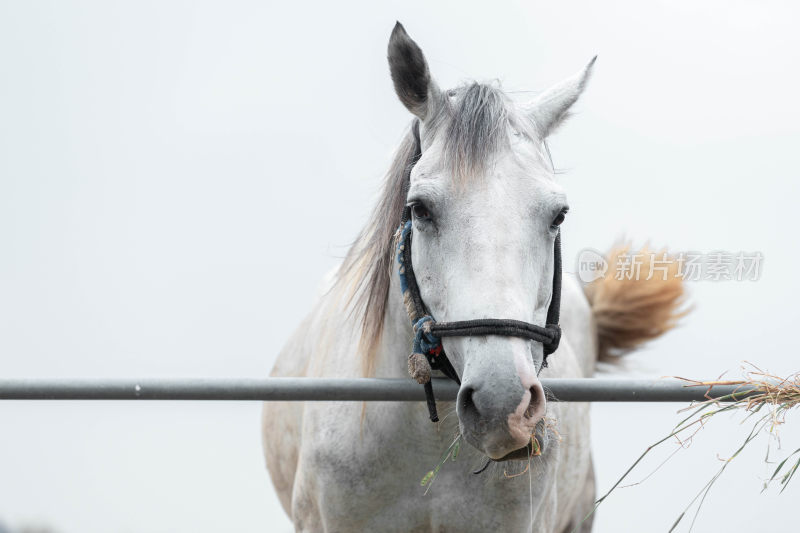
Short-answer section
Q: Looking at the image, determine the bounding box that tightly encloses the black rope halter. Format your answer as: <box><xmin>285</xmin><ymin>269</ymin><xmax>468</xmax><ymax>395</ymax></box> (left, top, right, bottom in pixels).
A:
<box><xmin>395</xmin><ymin>120</ymin><xmax>563</xmax><ymax>422</ymax></box>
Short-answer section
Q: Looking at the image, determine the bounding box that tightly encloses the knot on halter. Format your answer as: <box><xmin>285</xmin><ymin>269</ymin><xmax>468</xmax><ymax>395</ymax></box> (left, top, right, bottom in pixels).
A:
<box><xmin>407</xmin><ymin>316</ymin><xmax>443</xmax><ymax>386</ymax></box>
<box><xmin>412</xmin><ymin>316</ymin><xmax>442</xmax><ymax>356</ymax></box>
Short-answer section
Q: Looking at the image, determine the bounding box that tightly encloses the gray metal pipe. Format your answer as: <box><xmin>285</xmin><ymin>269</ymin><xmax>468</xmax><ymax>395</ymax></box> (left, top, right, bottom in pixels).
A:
<box><xmin>0</xmin><ymin>378</ymin><xmax>758</xmax><ymax>402</ymax></box>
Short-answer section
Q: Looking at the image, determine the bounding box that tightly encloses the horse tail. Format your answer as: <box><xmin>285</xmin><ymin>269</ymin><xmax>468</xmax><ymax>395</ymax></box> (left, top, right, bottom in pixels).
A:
<box><xmin>583</xmin><ymin>245</ymin><xmax>689</xmax><ymax>362</ymax></box>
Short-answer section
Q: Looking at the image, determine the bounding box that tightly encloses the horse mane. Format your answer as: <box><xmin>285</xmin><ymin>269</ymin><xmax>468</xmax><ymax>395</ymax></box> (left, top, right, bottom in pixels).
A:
<box><xmin>331</xmin><ymin>125</ymin><xmax>416</xmax><ymax>378</ymax></box>
<box><xmin>332</xmin><ymin>82</ymin><xmax>541</xmax><ymax>377</ymax></box>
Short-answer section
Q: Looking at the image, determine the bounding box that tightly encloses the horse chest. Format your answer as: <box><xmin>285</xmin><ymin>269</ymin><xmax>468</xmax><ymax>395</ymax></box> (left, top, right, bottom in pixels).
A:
<box><xmin>295</xmin><ymin>402</ymin><xmax>558</xmax><ymax>532</ymax></box>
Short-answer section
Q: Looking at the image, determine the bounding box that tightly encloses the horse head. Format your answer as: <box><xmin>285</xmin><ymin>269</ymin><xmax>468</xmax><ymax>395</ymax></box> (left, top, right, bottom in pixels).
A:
<box><xmin>388</xmin><ymin>22</ymin><xmax>594</xmax><ymax>460</ymax></box>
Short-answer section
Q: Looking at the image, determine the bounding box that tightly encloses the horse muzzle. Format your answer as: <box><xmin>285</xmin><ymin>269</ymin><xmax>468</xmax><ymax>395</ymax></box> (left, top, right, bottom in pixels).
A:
<box><xmin>456</xmin><ymin>369</ymin><xmax>547</xmax><ymax>460</ymax></box>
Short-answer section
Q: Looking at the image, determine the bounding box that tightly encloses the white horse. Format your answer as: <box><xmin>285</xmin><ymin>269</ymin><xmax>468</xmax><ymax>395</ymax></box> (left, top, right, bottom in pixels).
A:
<box><xmin>262</xmin><ymin>23</ymin><xmax>685</xmax><ymax>533</ymax></box>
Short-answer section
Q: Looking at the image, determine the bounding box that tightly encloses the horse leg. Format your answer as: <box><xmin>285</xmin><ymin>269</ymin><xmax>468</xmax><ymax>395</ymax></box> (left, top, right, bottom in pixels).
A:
<box><xmin>262</xmin><ymin>316</ymin><xmax>315</xmax><ymax>518</ymax></box>
<box><xmin>262</xmin><ymin>400</ymin><xmax>303</xmax><ymax>517</ymax></box>
<box><xmin>561</xmin><ymin>455</ymin><xmax>596</xmax><ymax>533</ymax></box>
<box><xmin>289</xmin><ymin>458</ymin><xmax>324</xmax><ymax>533</ymax></box>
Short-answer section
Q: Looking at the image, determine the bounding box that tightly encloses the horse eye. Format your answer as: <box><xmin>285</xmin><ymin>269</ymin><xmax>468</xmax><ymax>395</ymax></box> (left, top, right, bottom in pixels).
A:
<box><xmin>411</xmin><ymin>203</ymin><xmax>431</xmax><ymax>221</ymax></box>
<box><xmin>551</xmin><ymin>209</ymin><xmax>567</xmax><ymax>228</ymax></box>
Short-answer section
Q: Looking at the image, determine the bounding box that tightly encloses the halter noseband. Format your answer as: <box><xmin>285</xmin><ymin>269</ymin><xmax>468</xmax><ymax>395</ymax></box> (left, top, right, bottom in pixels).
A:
<box><xmin>395</xmin><ymin>121</ymin><xmax>563</xmax><ymax>422</ymax></box>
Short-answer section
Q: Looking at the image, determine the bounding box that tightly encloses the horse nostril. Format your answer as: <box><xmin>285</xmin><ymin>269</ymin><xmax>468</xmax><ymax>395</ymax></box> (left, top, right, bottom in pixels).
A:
<box><xmin>460</xmin><ymin>385</ymin><xmax>477</xmax><ymax>413</ymax></box>
<box><xmin>458</xmin><ymin>384</ymin><xmax>481</xmax><ymax>423</ymax></box>
<box><xmin>524</xmin><ymin>384</ymin><xmax>546</xmax><ymax>420</ymax></box>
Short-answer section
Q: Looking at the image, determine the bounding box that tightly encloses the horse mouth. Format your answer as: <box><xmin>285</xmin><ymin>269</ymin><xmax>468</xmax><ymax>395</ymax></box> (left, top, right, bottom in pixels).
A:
<box><xmin>493</xmin><ymin>423</ymin><xmax>548</xmax><ymax>462</ymax></box>
<box><xmin>493</xmin><ymin>440</ymin><xmax>537</xmax><ymax>462</ymax></box>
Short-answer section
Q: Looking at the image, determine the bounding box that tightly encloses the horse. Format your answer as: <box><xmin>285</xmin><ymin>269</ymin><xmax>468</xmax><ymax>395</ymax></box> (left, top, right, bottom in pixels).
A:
<box><xmin>262</xmin><ymin>23</ymin><xmax>686</xmax><ymax>533</ymax></box>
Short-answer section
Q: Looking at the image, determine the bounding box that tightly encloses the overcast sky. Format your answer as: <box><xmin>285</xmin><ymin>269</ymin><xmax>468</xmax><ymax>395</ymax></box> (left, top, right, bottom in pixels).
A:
<box><xmin>1</xmin><ymin>1</ymin><xmax>799</xmax><ymax>532</ymax></box>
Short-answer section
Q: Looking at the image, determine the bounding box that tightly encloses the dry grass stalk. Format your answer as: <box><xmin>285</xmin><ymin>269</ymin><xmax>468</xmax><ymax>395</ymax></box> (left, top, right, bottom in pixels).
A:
<box><xmin>574</xmin><ymin>366</ymin><xmax>800</xmax><ymax>533</ymax></box>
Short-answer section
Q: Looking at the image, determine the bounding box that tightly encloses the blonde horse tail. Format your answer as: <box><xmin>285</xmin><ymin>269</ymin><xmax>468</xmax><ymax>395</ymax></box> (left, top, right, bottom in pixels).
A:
<box><xmin>583</xmin><ymin>245</ymin><xmax>690</xmax><ymax>363</ymax></box>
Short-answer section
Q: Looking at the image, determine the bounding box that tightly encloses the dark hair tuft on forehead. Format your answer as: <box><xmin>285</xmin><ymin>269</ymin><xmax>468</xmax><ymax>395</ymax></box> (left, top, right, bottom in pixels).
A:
<box><xmin>443</xmin><ymin>82</ymin><xmax>513</xmax><ymax>181</ymax></box>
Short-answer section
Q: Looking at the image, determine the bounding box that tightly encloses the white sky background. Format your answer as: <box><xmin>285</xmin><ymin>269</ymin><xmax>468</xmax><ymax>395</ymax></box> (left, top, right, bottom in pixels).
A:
<box><xmin>1</xmin><ymin>1</ymin><xmax>799</xmax><ymax>531</ymax></box>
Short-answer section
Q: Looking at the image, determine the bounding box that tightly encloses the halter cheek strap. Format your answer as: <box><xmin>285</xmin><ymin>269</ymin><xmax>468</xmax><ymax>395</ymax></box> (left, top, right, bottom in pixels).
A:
<box><xmin>396</xmin><ymin>122</ymin><xmax>563</xmax><ymax>423</ymax></box>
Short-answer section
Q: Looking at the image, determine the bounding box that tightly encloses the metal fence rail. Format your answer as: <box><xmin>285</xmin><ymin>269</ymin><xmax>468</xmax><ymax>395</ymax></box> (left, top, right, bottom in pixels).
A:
<box><xmin>0</xmin><ymin>378</ymin><xmax>758</xmax><ymax>402</ymax></box>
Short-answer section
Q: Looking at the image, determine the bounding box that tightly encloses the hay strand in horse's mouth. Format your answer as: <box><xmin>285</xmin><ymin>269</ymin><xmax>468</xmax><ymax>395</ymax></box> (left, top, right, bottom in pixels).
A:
<box><xmin>491</xmin><ymin>435</ymin><xmax>543</xmax><ymax>463</ymax></box>
<box><xmin>472</xmin><ymin>434</ymin><xmax>543</xmax><ymax>475</ymax></box>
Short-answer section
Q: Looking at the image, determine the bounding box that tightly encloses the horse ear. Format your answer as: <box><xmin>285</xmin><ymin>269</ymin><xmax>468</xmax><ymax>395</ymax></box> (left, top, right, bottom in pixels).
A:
<box><xmin>388</xmin><ymin>22</ymin><xmax>440</xmax><ymax>120</ymax></box>
<box><xmin>528</xmin><ymin>56</ymin><xmax>596</xmax><ymax>138</ymax></box>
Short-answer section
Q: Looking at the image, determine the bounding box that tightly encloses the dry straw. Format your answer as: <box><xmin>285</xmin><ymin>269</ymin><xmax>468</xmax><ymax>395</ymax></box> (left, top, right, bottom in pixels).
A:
<box><xmin>577</xmin><ymin>365</ymin><xmax>800</xmax><ymax>532</ymax></box>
